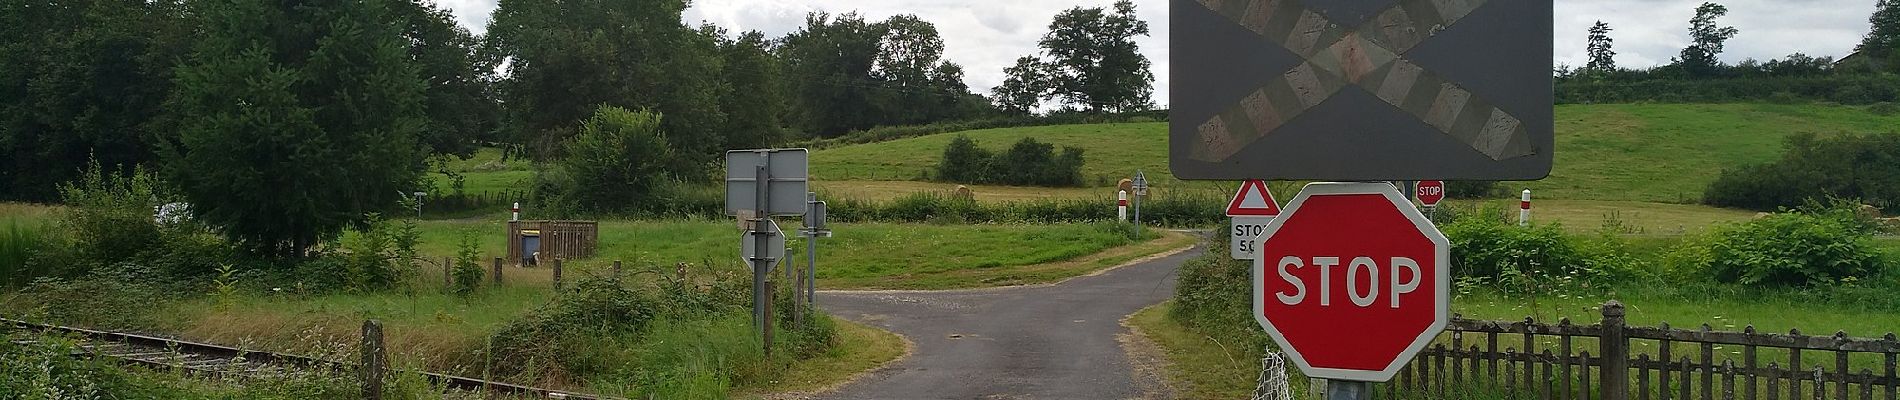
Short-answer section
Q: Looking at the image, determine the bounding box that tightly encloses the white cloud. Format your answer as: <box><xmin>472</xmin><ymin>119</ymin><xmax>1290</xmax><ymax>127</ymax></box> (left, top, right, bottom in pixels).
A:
<box><xmin>435</xmin><ymin>0</ymin><xmax>1877</xmax><ymax>109</ymax></box>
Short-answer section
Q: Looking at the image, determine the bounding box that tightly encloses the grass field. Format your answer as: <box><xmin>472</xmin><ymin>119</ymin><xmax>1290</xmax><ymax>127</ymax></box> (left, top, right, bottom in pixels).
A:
<box><xmin>805</xmin><ymin>103</ymin><xmax>1900</xmax><ymax>203</ymax></box>
<box><xmin>811</xmin><ymin>123</ymin><xmax>1172</xmax><ymax>185</ymax></box>
<box><xmin>406</xmin><ymin>219</ymin><xmax>1176</xmax><ymax>290</ymax></box>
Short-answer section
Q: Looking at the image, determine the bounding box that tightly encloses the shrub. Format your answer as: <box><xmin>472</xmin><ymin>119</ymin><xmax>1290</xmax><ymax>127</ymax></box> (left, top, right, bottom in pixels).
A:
<box><xmin>933</xmin><ymin>136</ymin><xmax>1085</xmax><ymax>187</ymax></box>
<box><xmin>1693</xmin><ymin>210</ymin><xmax>1883</xmax><ymax>287</ymax></box>
<box><xmin>936</xmin><ymin>135</ymin><xmax>991</xmax><ymax>183</ymax></box>
<box><xmin>1445</xmin><ymin>180</ymin><xmax>1501</xmax><ymax>199</ymax></box>
<box><xmin>57</xmin><ymin>159</ymin><xmax>167</xmax><ymax>270</ymax></box>
<box><xmin>1168</xmin><ymin>228</ymin><xmax>1271</xmax><ymax>349</ymax></box>
<box><xmin>450</xmin><ymin>232</ymin><xmax>485</xmax><ymax>296</ymax></box>
<box><xmin>1705</xmin><ymin>132</ymin><xmax>1900</xmax><ymax>211</ymax></box>
<box><xmin>1437</xmin><ymin>207</ymin><xmax>1639</xmax><ymax>291</ymax></box>
<box><xmin>550</xmin><ymin>106</ymin><xmax>674</xmax><ymax>214</ymax></box>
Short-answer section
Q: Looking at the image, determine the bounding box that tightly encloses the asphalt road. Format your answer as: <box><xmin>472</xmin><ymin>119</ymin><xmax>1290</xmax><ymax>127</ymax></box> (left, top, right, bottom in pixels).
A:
<box><xmin>813</xmin><ymin>246</ymin><xmax>1202</xmax><ymax>400</ymax></box>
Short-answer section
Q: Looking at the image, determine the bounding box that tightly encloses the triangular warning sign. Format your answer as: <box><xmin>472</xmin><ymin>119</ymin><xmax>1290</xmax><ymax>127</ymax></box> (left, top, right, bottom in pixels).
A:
<box><xmin>1226</xmin><ymin>180</ymin><xmax>1282</xmax><ymax>217</ymax></box>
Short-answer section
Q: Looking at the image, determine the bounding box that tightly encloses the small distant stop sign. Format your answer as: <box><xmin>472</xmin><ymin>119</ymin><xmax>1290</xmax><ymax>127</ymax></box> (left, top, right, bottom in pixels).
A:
<box><xmin>1416</xmin><ymin>180</ymin><xmax>1446</xmax><ymax>207</ymax></box>
<box><xmin>1253</xmin><ymin>182</ymin><xmax>1449</xmax><ymax>382</ymax></box>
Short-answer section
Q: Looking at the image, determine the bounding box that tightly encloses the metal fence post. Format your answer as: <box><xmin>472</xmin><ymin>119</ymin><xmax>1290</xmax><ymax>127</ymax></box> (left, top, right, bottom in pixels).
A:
<box><xmin>360</xmin><ymin>320</ymin><xmax>386</xmax><ymax>400</ymax></box>
<box><xmin>1602</xmin><ymin>300</ymin><xmax>1629</xmax><ymax>400</ymax></box>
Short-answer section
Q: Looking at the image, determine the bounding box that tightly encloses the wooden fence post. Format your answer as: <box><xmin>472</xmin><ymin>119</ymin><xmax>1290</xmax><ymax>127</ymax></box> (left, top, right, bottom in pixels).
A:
<box><xmin>360</xmin><ymin>320</ymin><xmax>386</xmax><ymax>400</ymax></box>
<box><xmin>552</xmin><ymin>259</ymin><xmax>563</xmax><ymax>291</ymax></box>
<box><xmin>1603</xmin><ymin>301</ymin><xmax>1630</xmax><ymax>400</ymax></box>
<box><xmin>443</xmin><ymin>256</ymin><xmax>452</xmax><ymax>287</ymax></box>
<box><xmin>491</xmin><ymin>257</ymin><xmax>503</xmax><ymax>287</ymax></box>
<box><xmin>612</xmin><ymin>260</ymin><xmax>622</xmax><ymax>280</ymax></box>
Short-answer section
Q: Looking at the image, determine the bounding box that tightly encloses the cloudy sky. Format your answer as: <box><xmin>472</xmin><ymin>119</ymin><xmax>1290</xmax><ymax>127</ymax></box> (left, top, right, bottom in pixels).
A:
<box><xmin>433</xmin><ymin>0</ymin><xmax>1878</xmax><ymax>108</ymax></box>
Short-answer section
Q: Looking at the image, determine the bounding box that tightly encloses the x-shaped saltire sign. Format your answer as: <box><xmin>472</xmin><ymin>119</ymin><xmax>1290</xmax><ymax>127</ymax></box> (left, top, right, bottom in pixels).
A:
<box><xmin>1190</xmin><ymin>0</ymin><xmax>1536</xmax><ymax>163</ymax></box>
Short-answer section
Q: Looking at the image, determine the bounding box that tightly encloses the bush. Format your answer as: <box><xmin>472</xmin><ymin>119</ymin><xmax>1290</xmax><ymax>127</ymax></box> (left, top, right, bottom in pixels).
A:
<box><xmin>1688</xmin><ymin>209</ymin><xmax>1884</xmax><ymax>287</ymax></box>
<box><xmin>1705</xmin><ymin>132</ymin><xmax>1900</xmax><ymax>211</ymax></box>
<box><xmin>937</xmin><ymin>135</ymin><xmax>991</xmax><ymax>183</ymax></box>
<box><xmin>548</xmin><ymin>106</ymin><xmax>674</xmax><ymax>214</ymax></box>
<box><xmin>1437</xmin><ymin>207</ymin><xmax>1640</xmax><ymax>291</ymax></box>
<box><xmin>57</xmin><ymin>160</ymin><xmax>168</xmax><ymax>271</ymax></box>
<box><xmin>1445</xmin><ymin>180</ymin><xmax>1501</xmax><ymax>199</ymax></box>
<box><xmin>933</xmin><ymin>136</ymin><xmax>1086</xmax><ymax>187</ymax></box>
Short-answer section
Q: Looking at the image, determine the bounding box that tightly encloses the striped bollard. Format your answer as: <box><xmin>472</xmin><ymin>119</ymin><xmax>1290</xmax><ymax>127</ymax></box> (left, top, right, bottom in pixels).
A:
<box><xmin>1118</xmin><ymin>190</ymin><xmax>1130</xmax><ymax>221</ymax></box>
<box><xmin>1519</xmin><ymin>189</ymin><xmax>1532</xmax><ymax>227</ymax></box>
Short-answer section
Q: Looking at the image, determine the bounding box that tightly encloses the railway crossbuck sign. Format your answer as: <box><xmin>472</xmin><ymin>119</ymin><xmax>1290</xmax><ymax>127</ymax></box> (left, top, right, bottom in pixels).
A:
<box><xmin>1252</xmin><ymin>182</ymin><xmax>1450</xmax><ymax>382</ymax></box>
<box><xmin>1170</xmin><ymin>0</ymin><xmax>1553</xmax><ymax>181</ymax></box>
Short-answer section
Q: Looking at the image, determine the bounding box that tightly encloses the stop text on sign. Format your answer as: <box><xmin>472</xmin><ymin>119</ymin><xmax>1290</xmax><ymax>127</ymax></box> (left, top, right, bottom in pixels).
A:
<box><xmin>1272</xmin><ymin>256</ymin><xmax>1421</xmax><ymax>308</ymax></box>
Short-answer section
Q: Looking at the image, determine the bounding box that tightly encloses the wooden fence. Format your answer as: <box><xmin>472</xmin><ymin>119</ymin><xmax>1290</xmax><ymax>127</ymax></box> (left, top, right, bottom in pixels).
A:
<box><xmin>1349</xmin><ymin>301</ymin><xmax>1898</xmax><ymax>400</ymax></box>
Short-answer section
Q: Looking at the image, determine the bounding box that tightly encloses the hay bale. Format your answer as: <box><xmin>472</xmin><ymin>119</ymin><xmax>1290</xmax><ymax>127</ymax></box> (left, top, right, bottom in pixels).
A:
<box><xmin>953</xmin><ymin>185</ymin><xmax>974</xmax><ymax>200</ymax></box>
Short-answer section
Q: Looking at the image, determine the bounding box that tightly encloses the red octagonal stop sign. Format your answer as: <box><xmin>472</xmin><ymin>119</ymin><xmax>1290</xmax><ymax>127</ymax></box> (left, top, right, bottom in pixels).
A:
<box><xmin>1252</xmin><ymin>182</ymin><xmax>1450</xmax><ymax>382</ymax></box>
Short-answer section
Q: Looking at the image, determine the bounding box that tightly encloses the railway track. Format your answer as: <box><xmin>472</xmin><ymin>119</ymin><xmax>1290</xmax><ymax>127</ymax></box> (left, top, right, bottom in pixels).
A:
<box><xmin>3</xmin><ymin>317</ymin><xmax>610</xmax><ymax>399</ymax></box>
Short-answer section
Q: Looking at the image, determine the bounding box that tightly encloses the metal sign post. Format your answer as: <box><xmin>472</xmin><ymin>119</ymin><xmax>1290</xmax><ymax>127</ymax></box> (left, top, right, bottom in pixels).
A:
<box><xmin>725</xmin><ymin>149</ymin><xmax>808</xmax><ymax>349</ymax></box>
<box><xmin>799</xmin><ymin>191</ymin><xmax>831</xmax><ymax>305</ymax></box>
<box><xmin>1131</xmin><ymin>171</ymin><xmax>1149</xmax><ymax>238</ymax></box>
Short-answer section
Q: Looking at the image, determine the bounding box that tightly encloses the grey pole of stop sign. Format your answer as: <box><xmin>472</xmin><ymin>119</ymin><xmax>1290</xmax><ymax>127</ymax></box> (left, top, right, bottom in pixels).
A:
<box><xmin>804</xmin><ymin>191</ymin><xmax>820</xmax><ymax>304</ymax></box>
<box><xmin>750</xmin><ymin>164</ymin><xmax>771</xmax><ymax>335</ymax></box>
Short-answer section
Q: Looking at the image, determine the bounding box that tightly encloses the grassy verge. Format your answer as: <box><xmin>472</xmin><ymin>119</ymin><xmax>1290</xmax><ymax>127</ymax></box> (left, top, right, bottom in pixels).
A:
<box><xmin>1127</xmin><ymin>301</ymin><xmax>1267</xmax><ymax>399</ymax></box>
<box><xmin>734</xmin><ymin>318</ymin><xmax>908</xmax><ymax>399</ymax></box>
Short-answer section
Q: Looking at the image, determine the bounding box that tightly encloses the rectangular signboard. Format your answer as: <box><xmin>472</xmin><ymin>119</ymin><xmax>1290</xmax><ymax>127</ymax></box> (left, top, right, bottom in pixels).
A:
<box><xmin>1230</xmin><ymin>216</ymin><xmax>1275</xmax><ymax>260</ymax></box>
<box><xmin>1169</xmin><ymin>0</ymin><xmax>1553</xmax><ymax>181</ymax></box>
<box><xmin>725</xmin><ymin>149</ymin><xmax>809</xmax><ymax>216</ymax></box>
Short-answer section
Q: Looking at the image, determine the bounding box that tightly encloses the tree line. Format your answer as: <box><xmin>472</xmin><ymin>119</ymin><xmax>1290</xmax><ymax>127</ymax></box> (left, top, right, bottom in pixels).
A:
<box><xmin>1559</xmin><ymin>1</ymin><xmax>1900</xmax><ymax>104</ymax></box>
<box><xmin>0</xmin><ymin>0</ymin><xmax>1154</xmax><ymax>255</ymax></box>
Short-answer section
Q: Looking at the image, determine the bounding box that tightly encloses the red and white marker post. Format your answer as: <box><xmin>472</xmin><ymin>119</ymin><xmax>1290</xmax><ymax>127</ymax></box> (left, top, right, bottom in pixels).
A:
<box><xmin>1254</xmin><ymin>182</ymin><xmax>1450</xmax><ymax>387</ymax></box>
<box><xmin>1519</xmin><ymin>189</ymin><xmax>1532</xmax><ymax>227</ymax></box>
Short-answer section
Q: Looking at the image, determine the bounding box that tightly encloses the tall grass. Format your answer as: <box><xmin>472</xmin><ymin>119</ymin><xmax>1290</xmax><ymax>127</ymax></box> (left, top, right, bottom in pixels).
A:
<box><xmin>0</xmin><ymin>220</ymin><xmax>52</xmax><ymax>289</ymax></box>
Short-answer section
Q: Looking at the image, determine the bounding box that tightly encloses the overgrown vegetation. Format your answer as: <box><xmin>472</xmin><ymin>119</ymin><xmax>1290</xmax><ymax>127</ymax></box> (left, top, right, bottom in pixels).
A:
<box><xmin>486</xmin><ymin>275</ymin><xmax>835</xmax><ymax>399</ymax></box>
<box><xmin>1669</xmin><ymin>200</ymin><xmax>1889</xmax><ymax>287</ymax></box>
<box><xmin>1169</xmin><ymin>203</ymin><xmax>1899</xmax><ymax>364</ymax></box>
<box><xmin>936</xmin><ymin>135</ymin><xmax>1085</xmax><ymax>187</ymax></box>
<box><xmin>1705</xmin><ymin>132</ymin><xmax>1900</xmax><ymax>211</ymax></box>
<box><xmin>0</xmin><ymin>332</ymin><xmax>363</xmax><ymax>399</ymax></box>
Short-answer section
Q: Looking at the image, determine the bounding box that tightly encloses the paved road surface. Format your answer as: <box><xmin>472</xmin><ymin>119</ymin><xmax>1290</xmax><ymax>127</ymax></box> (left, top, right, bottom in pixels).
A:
<box><xmin>814</xmin><ymin>247</ymin><xmax>1202</xmax><ymax>400</ymax></box>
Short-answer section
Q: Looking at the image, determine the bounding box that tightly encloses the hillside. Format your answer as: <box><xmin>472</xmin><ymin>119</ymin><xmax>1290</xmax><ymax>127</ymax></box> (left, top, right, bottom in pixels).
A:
<box><xmin>811</xmin><ymin>103</ymin><xmax>1900</xmax><ymax>203</ymax></box>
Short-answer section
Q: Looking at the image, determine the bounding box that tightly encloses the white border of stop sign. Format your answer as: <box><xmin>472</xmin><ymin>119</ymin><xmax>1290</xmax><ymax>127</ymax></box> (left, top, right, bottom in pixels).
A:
<box><xmin>1251</xmin><ymin>182</ymin><xmax>1451</xmax><ymax>382</ymax></box>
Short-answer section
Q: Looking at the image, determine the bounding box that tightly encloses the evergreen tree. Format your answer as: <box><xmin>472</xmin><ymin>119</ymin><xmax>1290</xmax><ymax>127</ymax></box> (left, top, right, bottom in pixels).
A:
<box><xmin>0</xmin><ymin>0</ymin><xmax>193</xmax><ymax>201</ymax></box>
<box><xmin>165</xmin><ymin>0</ymin><xmax>429</xmax><ymax>256</ymax></box>
<box><xmin>1586</xmin><ymin>21</ymin><xmax>1617</xmax><ymax>74</ymax></box>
